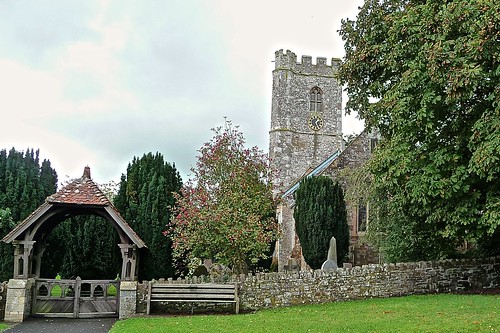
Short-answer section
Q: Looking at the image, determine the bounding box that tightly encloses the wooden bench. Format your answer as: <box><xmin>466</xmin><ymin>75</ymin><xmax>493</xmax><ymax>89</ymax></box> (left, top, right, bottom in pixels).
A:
<box><xmin>146</xmin><ymin>282</ymin><xmax>239</xmax><ymax>314</ymax></box>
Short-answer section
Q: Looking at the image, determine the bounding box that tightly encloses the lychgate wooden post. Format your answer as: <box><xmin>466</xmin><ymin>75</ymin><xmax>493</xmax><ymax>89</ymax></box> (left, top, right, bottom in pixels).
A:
<box><xmin>12</xmin><ymin>240</ymin><xmax>35</xmax><ymax>279</ymax></box>
<box><xmin>73</xmin><ymin>277</ymin><xmax>82</xmax><ymax>319</ymax></box>
<box><xmin>119</xmin><ymin>244</ymin><xmax>138</xmax><ymax>281</ymax></box>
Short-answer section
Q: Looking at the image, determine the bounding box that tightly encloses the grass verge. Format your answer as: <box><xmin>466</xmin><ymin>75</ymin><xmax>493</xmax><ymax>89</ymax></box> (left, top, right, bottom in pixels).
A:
<box><xmin>110</xmin><ymin>293</ymin><xmax>499</xmax><ymax>333</ymax></box>
<box><xmin>0</xmin><ymin>323</ymin><xmax>10</xmax><ymax>332</ymax></box>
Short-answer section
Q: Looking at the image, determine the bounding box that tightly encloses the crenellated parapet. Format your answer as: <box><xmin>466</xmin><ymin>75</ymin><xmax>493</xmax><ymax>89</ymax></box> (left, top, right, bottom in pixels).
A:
<box><xmin>274</xmin><ymin>49</ymin><xmax>341</xmax><ymax>76</ymax></box>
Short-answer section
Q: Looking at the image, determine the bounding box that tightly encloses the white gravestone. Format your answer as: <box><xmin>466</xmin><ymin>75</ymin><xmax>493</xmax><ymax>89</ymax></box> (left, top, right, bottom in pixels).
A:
<box><xmin>321</xmin><ymin>236</ymin><xmax>338</xmax><ymax>271</ymax></box>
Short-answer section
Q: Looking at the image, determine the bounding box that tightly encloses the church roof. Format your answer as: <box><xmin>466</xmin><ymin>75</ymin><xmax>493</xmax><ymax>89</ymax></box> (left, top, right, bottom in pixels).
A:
<box><xmin>282</xmin><ymin>150</ymin><xmax>341</xmax><ymax>198</ymax></box>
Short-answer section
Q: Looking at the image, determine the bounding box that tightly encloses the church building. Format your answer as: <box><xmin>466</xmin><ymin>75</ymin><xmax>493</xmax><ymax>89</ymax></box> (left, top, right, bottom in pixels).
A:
<box><xmin>269</xmin><ymin>50</ymin><xmax>379</xmax><ymax>271</ymax></box>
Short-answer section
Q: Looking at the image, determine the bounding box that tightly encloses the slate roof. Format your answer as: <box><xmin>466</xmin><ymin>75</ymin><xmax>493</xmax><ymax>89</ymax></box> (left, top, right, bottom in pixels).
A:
<box><xmin>281</xmin><ymin>150</ymin><xmax>341</xmax><ymax>198</ymax></box>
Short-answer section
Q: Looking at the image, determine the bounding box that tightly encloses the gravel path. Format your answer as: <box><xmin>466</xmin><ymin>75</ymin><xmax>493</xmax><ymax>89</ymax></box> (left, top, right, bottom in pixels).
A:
<box><xmin>3</xmin><ymin>317</ymin><xmax>117</xmax><ymax>333</ymax></box>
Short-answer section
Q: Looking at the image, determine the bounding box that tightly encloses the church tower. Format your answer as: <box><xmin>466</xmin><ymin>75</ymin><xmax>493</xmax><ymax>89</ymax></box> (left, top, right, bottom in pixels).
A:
<box><xmin>269</xmin><ymin>49</ymin><xmax>343</xmax><ymax>189</ymax></box>
<box><xmin>269</xmin><ymin>49</ymin><xmax>344</xmax><ymax>270</ymax></box>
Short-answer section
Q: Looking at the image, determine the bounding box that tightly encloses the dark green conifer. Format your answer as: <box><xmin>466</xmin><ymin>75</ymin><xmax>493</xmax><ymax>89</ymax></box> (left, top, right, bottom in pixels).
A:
<box><xmin>114</xmin><ymin>152</ymin><xmax>182</xmax><ymax>280</ymax></box>
<box><xmin>0</xmin><ymin>148</ymin><xmax>58</xmax><ymax>281</ymax></box>
<box><xmin>294</xmin><ymin>176</ymin><xmax>349</xmax><ymax>269</ymax></box>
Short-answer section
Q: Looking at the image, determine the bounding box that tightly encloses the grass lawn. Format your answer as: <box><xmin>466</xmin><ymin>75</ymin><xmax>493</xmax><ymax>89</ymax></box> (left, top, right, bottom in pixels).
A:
<box><xmin>110</xmin><ymin>293</ymin><xmax>499</xmax><ymax>333</ymax></box>
<box><xmin>0</xmin><ymin>323</ymin><xmax>9</xmax><ymax>332</ymax></box>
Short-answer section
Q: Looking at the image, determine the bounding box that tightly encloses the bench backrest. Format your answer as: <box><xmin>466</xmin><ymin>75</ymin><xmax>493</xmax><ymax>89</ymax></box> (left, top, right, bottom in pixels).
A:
<box><xmin>149</xmin><ymin>283</ymin><xmax>237</xmax><ymax>302</ymax></box>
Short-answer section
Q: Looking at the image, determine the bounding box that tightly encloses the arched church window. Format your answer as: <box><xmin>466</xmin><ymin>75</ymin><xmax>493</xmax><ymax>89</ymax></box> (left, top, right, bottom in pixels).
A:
<box><xmin>357</xmin><ymin>201</ymin><xmax>367</xmax><ymax>232</ymax></box>
<box><xmin>309</xmin><ymin>87</ymin><xmax>322</xmax><ymax>112</ymax></box>
<box><xmin>358</xmin><ymin>205</ymin><xmax>367</xmax><ymax>232</ymax></box>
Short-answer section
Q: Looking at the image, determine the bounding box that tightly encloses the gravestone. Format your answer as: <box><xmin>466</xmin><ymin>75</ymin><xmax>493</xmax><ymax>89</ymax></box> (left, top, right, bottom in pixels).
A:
<box><xmin>321</xmin><ymin>236</ymin><xmax>338</xmax><ymax>271</ymax></box>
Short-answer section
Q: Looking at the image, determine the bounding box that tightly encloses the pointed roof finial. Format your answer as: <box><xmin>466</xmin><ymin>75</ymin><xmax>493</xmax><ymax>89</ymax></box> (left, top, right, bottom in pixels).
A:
<box><xmin>83</xmin><ymin>166</ymin><xmax>91</xmax><ymax>179</ymax></box>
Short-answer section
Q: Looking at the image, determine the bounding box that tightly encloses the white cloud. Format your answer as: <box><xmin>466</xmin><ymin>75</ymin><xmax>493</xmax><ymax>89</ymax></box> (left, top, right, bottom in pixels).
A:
<box><xmin>0</xmin><ymin>59</ymin><xmax>67</xmax><ymax>119</ymax></box>
<box><xmin>0</xmin><ymin>0</ymin><xmax>365</xmax><ymax>184</ymax></box>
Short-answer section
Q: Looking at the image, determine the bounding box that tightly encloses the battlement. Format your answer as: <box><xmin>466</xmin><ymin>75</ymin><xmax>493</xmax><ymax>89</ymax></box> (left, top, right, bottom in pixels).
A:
<box><xmin>274</xmin><ymin>49</ymin><xmax>341</xmax><ymax>75</ymax></box>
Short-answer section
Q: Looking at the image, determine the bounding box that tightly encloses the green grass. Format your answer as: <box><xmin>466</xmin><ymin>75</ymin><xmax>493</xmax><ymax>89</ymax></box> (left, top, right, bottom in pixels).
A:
<box><xmin>107</xmin><ymin>284</ymin><xmax>117</xmax><ymax>296</ymax></box>
<box><xmin>110</xmin><ymin>294</ymin><xmax>499</xmax><ymax>333</ymax></box>
<box><xmin>0</xmin><ymin>323</ymin><xmax>9</xmax><ymax>332</ymax></box>
<box><xmin>50</xmin><ymin>284</ymin><xmax>63</xmax><ymax>296</ymax></box>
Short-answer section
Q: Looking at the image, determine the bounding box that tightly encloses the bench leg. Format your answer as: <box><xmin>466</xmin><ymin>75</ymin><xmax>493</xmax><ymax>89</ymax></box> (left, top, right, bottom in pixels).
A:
<box><xmin>146</xmin><ymin>281</ymin><xmax>152</xmax><ymax>315</ymax></box>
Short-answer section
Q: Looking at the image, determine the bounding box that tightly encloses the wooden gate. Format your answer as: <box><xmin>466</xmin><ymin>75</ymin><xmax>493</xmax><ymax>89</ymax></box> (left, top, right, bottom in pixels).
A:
<box><xmin>32</xmin><ymin>278</ymin><xmax>119</xmax><ymax>318</ymax></box>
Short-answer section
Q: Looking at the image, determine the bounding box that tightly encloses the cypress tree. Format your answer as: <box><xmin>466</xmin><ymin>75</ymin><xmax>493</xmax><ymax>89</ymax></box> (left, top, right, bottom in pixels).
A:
<box><xmin>0</xmin><ymin>148</ymin><xmax>58</xmax><ymax>281</ymax></box>
<box><xmin>294</xmin><ymin>176</ymin><xmax>349</xmax><ymax>269</ymax></box>
<box><xmin>0</xmin><ymin>208</ymin><xmax>15</xmax><ymax>282</ymax></box>
<box><xmin>41</xmin><ymin>215</ymin><xmax>121</xmax><ymax>279</ymax></box>
<box><xmin>114</xmin><ymin>152</ymin><xmax>182</xmax><ymax>280</ymax></box>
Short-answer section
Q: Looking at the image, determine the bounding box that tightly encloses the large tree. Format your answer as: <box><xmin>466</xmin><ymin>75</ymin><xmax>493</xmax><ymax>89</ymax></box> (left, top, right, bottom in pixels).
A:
<box><xmin>0</xmin><ymin>208</ymin><xmax>15</xmax><ymax>282</ymax></box>
<box><xmin>0</xmin><ymin>148</ymin><xmax>58</xmax><ymax>281</ymax></box>
<box><xmin>338</xmin><ymin>0</ymin><xmax>500</xmax><ymax>261</ymax></box>
<box><xmin>114</xmin><ymin>152</ymin><xmax>182</xmax><ymax>280</ymax></box>
<box><xmin>168</xmin><ymin>122</ymin><xmax>278</xmax><ymax>274</ymax></box>
<box><xmin>294</xmin><ymin>176</ymin><xmax>349</xmax><ymax>269</ymax></box>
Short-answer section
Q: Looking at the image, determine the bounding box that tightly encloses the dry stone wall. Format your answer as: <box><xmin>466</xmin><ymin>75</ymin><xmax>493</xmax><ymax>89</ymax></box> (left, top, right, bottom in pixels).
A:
<box><xmin>0</xmin><ymin>282</ymin><xmax>6</xmax><ymax>321</ymax></box>
<box><xmin>137</xmin><ymin>257</ymin><xmax>499</xmax><ymax>314</ymax></box>
<box><xmin>236</xmin><ymin>257</ymin><xmax>499</xmax><ymax>309</ymax></box>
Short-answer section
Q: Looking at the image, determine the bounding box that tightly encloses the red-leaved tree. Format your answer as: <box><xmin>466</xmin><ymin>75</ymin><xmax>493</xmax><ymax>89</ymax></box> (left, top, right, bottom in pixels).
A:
<box><xmin>167</xmin><ymin>121</ymin><xmax>278</xmax><ymax>274</ymax></box>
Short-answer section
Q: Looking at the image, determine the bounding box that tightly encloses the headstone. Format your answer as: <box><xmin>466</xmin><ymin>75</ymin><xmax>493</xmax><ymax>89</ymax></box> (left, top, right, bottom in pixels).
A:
<box><xmin>287</xmin><ymin>258</ymin><xmax>300</xmax><ymax>271</ymax></box>
<box><xmin>321</xmin><ymin>236</ymin><xmax>338</xmax><ymax>271</ymax></box>
<box><xmin>321</xmin><ymin>259</ymin><xmax>338</xmax><ymax>271</ymax></box>
<box><xmin>203</xmin><ymin>259</ymin><xmax>213</xmax><ymax>270</ymax></box>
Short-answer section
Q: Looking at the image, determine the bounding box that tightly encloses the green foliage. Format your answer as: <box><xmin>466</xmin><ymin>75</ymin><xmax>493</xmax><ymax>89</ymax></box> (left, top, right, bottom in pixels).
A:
<box><xmin>168</xmin><ymin>121</ymin><xmax>278</xmax><ymax>274</ymax></box>
<box><xmin>0</xmin><ymin>148</ymin><xmax>58</xmax><ymax>281</ymax></box>
<box><xmin>338</xmin><ymin>0</ymin><xmax>500</xmax><ymax>261</ymax></box>
<box><xmin>0</xmin><ymin>208</ymin><xmax>15</xmax><ymax>282</ymax></box>
<box><xmin>114</xmin><ymin>152</ymin><xmax>182</xmax><ymax>280</ymax></box>
<box><xmin>294</xmin><ymin>176</ymin><xmax>349</xmax><ymax>269</ymax></box>
<box><xmin>41</xmin><ymin>215</ymin><xmax>121</xmax><ymax>279</ymax></box>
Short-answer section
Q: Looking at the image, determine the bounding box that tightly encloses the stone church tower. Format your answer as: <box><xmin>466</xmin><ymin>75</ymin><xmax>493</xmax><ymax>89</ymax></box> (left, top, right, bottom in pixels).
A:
<box><xmin>269</xmin><ymin>50</ymin><xmax>344</xmax><ymax>270</ymax></box>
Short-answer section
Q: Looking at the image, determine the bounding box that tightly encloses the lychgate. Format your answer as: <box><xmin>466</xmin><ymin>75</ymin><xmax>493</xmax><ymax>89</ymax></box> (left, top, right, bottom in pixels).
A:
<box><xmin>1</xmin><ymin>167</ymin><xmax>146</xmax><ymax>322</ymax></box>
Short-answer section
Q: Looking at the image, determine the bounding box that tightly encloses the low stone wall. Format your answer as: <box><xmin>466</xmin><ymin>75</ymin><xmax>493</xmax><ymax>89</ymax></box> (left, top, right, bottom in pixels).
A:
<box><xmin>138</xmin><ymin>257</ymin><xmax>499</xmax><ymax>313</ymax></box>
<box><xmin>0</xmin><ymin>282</ymin><xmax>7</xmax><ymax>321</ymax></box>
<box><xmin>237</xmin><ymin>257</ymin><xmax>499</xmax><ymax>309</ymax></box>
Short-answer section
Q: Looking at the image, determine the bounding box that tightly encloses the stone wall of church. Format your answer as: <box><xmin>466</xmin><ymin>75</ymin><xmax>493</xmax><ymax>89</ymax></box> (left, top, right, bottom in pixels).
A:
<box><xmin>323</xmin><ymin>128</ymin><xmax>378</xmax><ymax>182</ymax></box>
<box><xmin>322</xmin><ymin>129</ymin><xmax>381</xmax><ymax>265</ymax></box>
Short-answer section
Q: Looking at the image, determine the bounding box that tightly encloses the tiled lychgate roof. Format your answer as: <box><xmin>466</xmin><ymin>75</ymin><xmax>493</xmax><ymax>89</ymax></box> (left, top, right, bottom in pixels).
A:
<box><xmin>47</xmin><ymin>174</ymin><xmax>110</xmax><ymax>206</ymax></box>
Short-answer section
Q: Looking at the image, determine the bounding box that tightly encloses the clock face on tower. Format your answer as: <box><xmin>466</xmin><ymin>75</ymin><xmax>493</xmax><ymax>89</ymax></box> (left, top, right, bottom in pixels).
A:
<box><xmin>308</xmin><ymin>114</ymin><xmax>324</xmax><ymax>131</ymax></box>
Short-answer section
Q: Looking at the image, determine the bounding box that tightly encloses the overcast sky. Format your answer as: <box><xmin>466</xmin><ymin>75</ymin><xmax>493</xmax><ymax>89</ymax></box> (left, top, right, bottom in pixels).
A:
<box><xmin>0</xmin><ymin>0</ymin><xmax>365</xmax><ymax>184</ymax></box>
